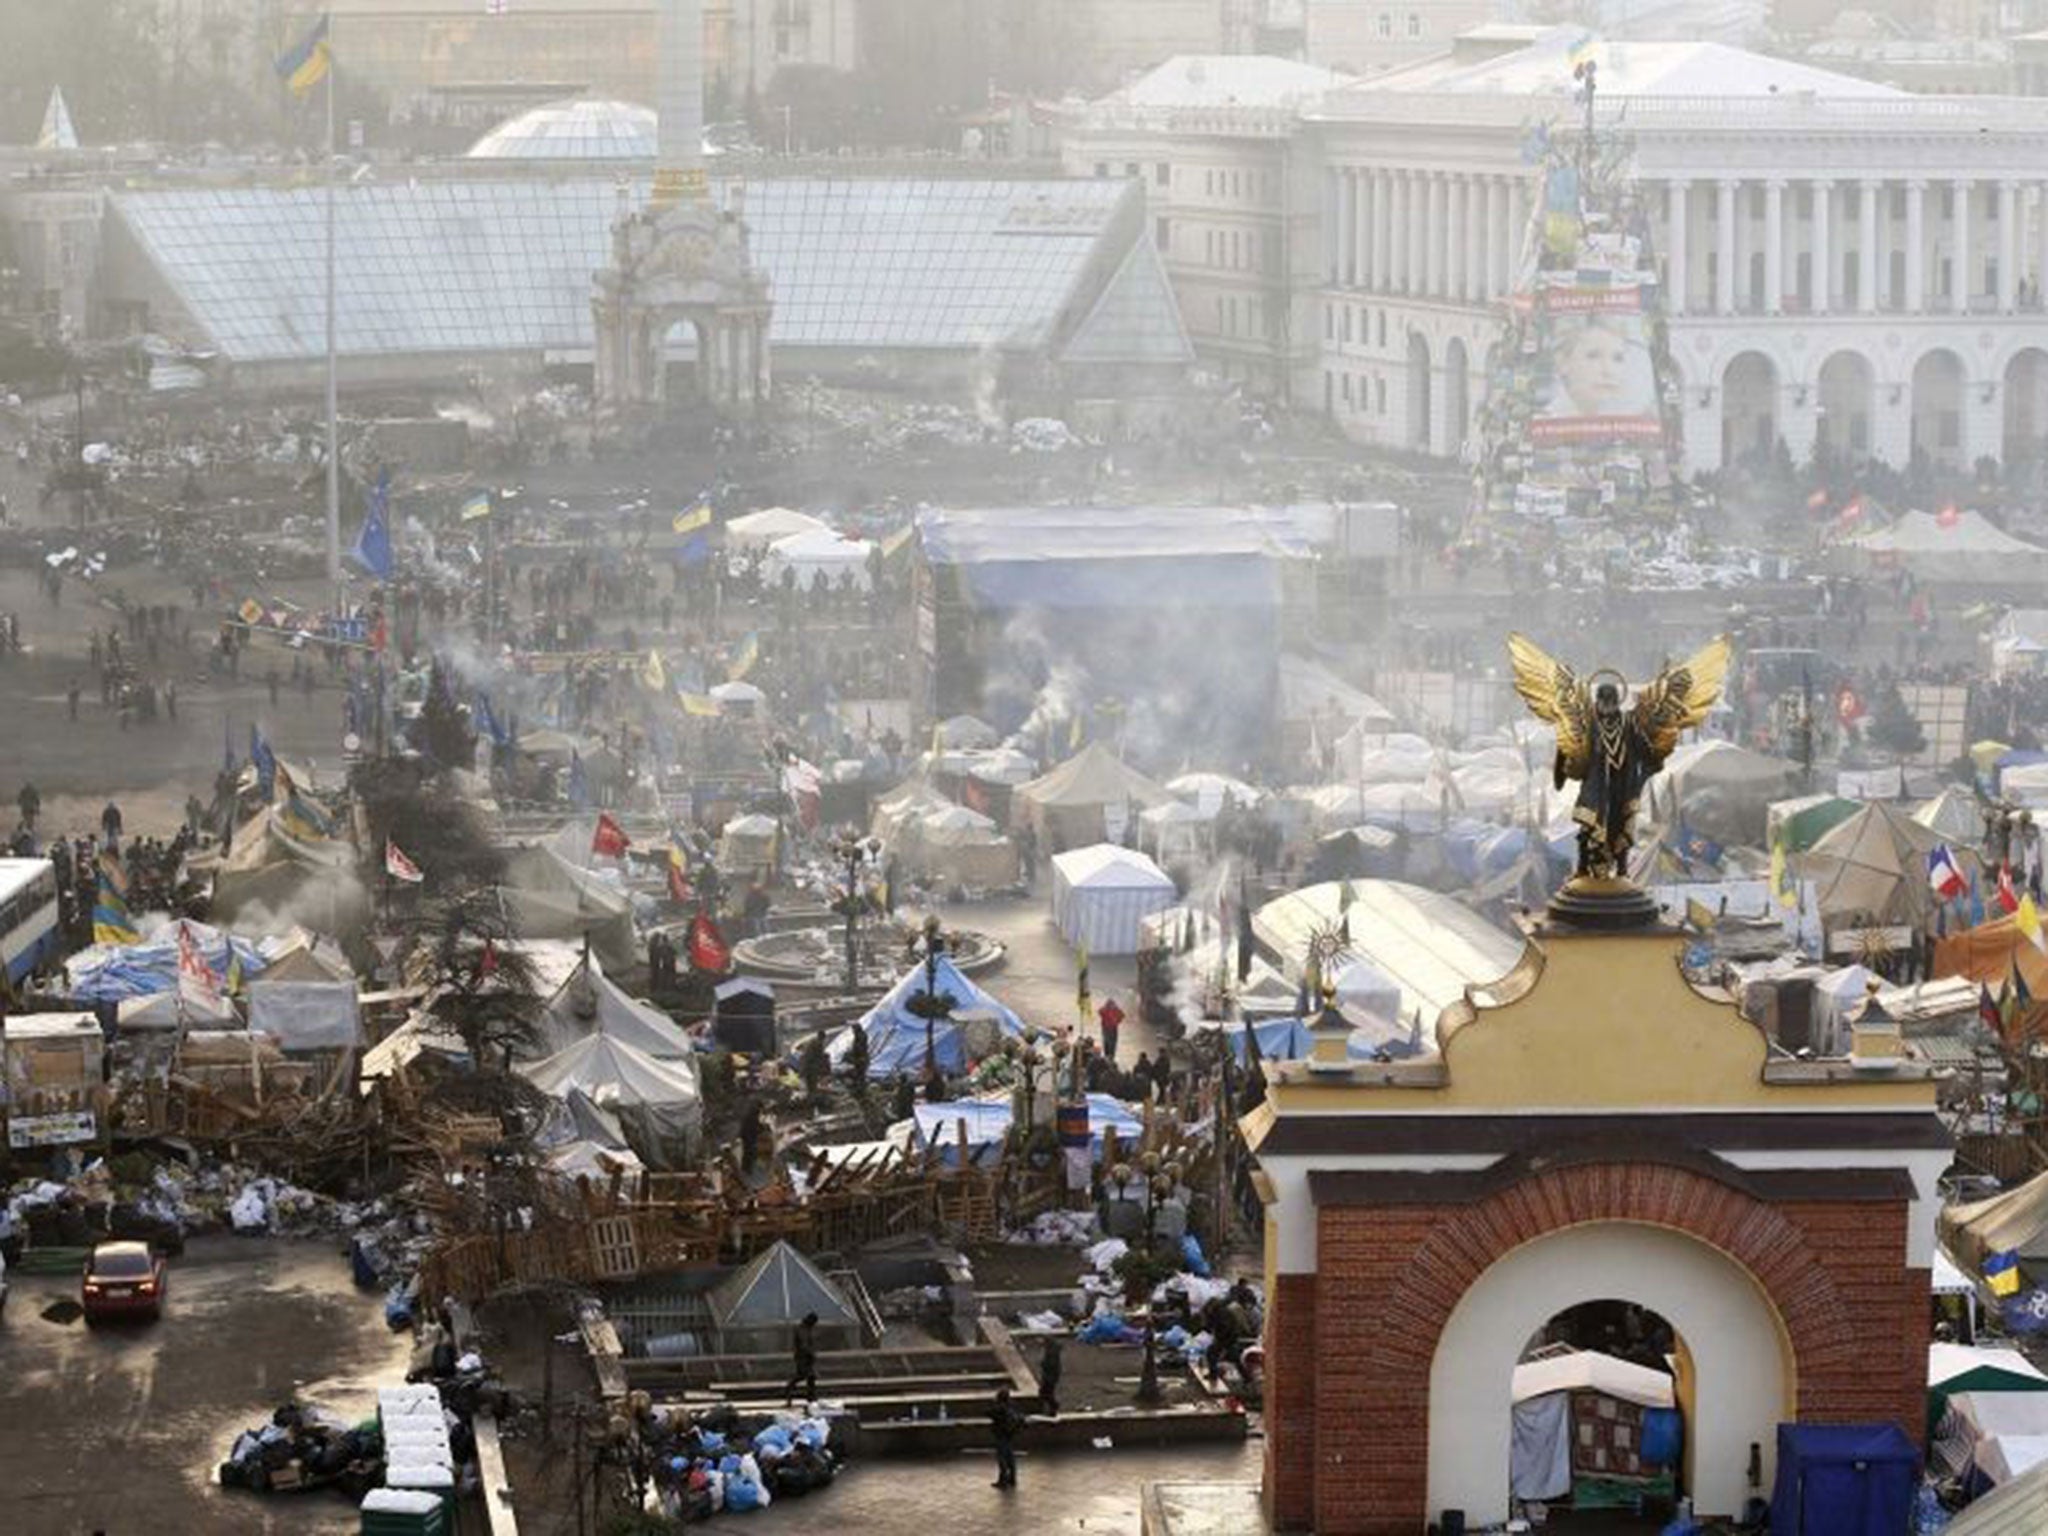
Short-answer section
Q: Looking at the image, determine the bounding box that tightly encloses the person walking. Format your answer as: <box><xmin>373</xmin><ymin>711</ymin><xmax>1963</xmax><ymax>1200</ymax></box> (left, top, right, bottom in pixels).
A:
<box><xmin>1097</xmin><ymin>996</ymin><xmax>1124</xmax><ymax>1063</ymax></box>
<box><xmin>988</xmin><ymin>1386</ymin><xmax>1025</xmax><ymax>1489</ymax></box>
<box><xmin>1037</xmin><ymin>1336</ymin><xmax>1063</xmax><ymax>1417</ymax></box>
<box><xmin>784</xmin><ymin>1311</ymin><xmax>819</xmax><ymax>1406</ymax></box>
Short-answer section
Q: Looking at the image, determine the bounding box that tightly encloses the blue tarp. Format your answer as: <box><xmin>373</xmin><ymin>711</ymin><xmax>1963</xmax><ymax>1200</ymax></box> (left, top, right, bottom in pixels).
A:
<box><xmin>1769</xmin><ymin>1423</ymin><xmax>1918</xmax><ymax>1536</ymax></box>
<box><xmin>65</xmin><ymin>923</ymin><xmax>268</xmax><ymax>1003</ymax></box>
<box><xmin>1208</xmin><ymin>1017</ymin><xmax>1422</xmax><ymax>1064</ymax></box>
<box><xmin>913</xmin><ymin>1092</ymin><xmax>1144</xmax><ymax>1166</ymax></box>
<box><xmin>832</xmin><ymin>954</ymin><xmax>1025</xmax><ymax>1080</ymax></box>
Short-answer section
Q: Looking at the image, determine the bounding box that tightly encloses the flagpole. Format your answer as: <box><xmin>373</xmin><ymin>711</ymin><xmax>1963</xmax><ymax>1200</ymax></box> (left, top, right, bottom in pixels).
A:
<box><xmin>324</xmin><ymin>54</ymin><xmax>340</xmax><ymax>594</ymax></box>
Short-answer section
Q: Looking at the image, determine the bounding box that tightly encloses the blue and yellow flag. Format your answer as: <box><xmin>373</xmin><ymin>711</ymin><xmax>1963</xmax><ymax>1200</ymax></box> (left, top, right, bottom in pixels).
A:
<box><xmin>460</xmin><ymin>490</ymin><xmax>492</xmax><ymax>522</ymax></box>
<box><xmin>275</xmin><ymin>15</ymin><xmax>332</xmax><ymax>99</ymax></box>
<box><xmin>1987</xmin><ymin>1249</ymin><xmax>2024</xmax><ymax>1298</ymax></box>
<box><xmin>672</xmin><ymin>502</ymin><xmax>712</xmax><ymax>536</ymax></box>
<box><xmin>728</xmin><ymin>631</ymin><xmax>760</xmax><ymax>682</ymax></box>
<box><xmin>92</xmin><ymin>851</ymin><xmax>139</xmax><ymax>945</ymax></box>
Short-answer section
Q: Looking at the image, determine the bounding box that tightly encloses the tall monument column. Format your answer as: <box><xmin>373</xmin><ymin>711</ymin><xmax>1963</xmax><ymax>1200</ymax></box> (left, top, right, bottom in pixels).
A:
<box><xmin>654</xmin><ymin>0</ymin><xmax>708</xmax><ymax>207</ymax></box>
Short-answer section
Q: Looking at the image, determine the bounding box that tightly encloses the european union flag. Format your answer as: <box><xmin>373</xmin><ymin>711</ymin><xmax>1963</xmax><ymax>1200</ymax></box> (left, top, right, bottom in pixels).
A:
<box><xmin>2002</xmin><ymin>1286</ymin><xmax>2048</xmax><ymax>1334</ymax></box>
<box><xmin>348</xmin><ymin>466</ymin><xmax>393</xmax><ymax>581</ymax></box>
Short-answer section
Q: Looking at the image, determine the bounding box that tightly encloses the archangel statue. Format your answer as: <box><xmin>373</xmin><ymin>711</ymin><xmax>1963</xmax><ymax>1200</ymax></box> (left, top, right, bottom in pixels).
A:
<box><xmin>1509</xmin><ymin>635</ymin><xmax>1732</xmax><ymax>884</ymax></box>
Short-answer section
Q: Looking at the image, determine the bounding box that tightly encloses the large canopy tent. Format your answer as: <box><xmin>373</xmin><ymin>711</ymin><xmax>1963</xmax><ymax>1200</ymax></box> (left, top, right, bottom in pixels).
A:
<box><xmin>1944</xmin><ymin>1169</ymin><xmax>2048</xmax><ymax>1272</ymax></box>
<box><xmin>532</xmin><ymin>952</ymin><xmax>691</xmax><ymax>1062</ymax></box>
<box><xmin>1836</xmin><ymin>508</ymin><xmax>2048</xmax><ymax>586</ymax></box>
<box><xmin>1013</xmin><ymin>742</ymin><xmax>1171</xmax><ymax>851</ymax></box>
<box><xmin>1800</xmin><ymin>801</ymin><xmax>1952</xmax><ymax>926</ymax></box>
<box><xmin>724</xmin><ymin>506</ymin><xmax>829</xmax><ymax>554</ymax></box>
<box><xmin>1930</xmin><ymin>1344</ymin><xmax>2048</xmax><ymax>1444</ymax></box>
<box><xmin>829</xmin><ymin>952</ymin><xmax>1025</xmax><ymax>1080</ymax></box>
<box><xmin>1934</xmin><ymin>913</ymin><xmax>2048</xmax><ymax>1041</ymax></box>
<box><xmin>913</xmin><ymin>804</ymin><xmax>1018</xmax><ymax>889</ymax></box>
<box><xmin>1656</xmin><ymin>739</ymin><xmax>1802</xmax><ymax>847</ymax></box>
<box><xmin>762</xmin><ymin>528</ymin><xmax>876</xmax><ymax>591</ymax></box>
<box><xmin>519</xmin><ymin>1032</ymin><xmax>703</xmax><ymax>1168</ymax></box>
<box><xmin>1767</xmin><ymin>793</ymin><xmax>1863</xmax><ymax>853</ymax></box>
<box><xmin>1051</xmin><ymin>843</ymin><xmax>1178</xmax><ymax>955</ymax></box>
<box><xmin>1253</xmin><ymin>880</ymin><xmax>1522</xmax><ymax>1032</ymax></box>
<box><xmin>66</xmin><ymin>918</ymin><xmax>267</xmax><ymax>1003</ymax></box>
<box><xmin>211</xmin><ymin>804</ymin><xmax>365</xmax><ymax>927</ymax></box>
<box><xmin>709</xmin><ymin>1239</ymin><xmax>863</xmax><ymax>1354</ymax></box>
<box><xmin>498</xmin><ymin>845</ymin><xmax>636</xmax><ymax>971</ymax></box>
<box><xmin>1919</xmin><ymin>787</ymin><xmax>1990</xmax><ymax>846</ymax></box>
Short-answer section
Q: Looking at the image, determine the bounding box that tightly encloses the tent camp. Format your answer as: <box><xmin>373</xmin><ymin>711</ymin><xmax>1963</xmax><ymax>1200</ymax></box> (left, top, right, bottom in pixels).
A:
<box><xmin>533</xmin><ymin>952</ymin><xmax>691</xmax><ymax>1061</ymax></box>
<box><xmin>725</xmin><ymin>506</ymin><xmax>828</xmax><ymax>554</ymax></box>
<box><xmin>1934</xmin><ymin>915</ymin><xmax>2048</xmax><ymax>1040</ymax></box>
<box><xmin>1800</xmin><ymin>801</ymin><xmax>1949</xmax><ymax>925</ymax></box>
<box><xmin>1051</xmin><ymin>844</ymin><xmax>1177</xmax><ymax>955</ymax></box>
<box><xmin>1165</xmin><ymin>772</ymin><xmax>1264</xmax><ymax>817</ymax></box>
<box><xmin>1918</xmin><ymin>787</ymin><xmax>1988</xmax><ymax>846</ymax></box>
<box><xmin>831</xmin><ymin>952</ymin><xmax>1025</xmax><ymax>1079</ymax></box>
<box><xmin>211</xmin><ymin>803</ymin><xmax>363</xmax><ymax>926</ymax></box>
<box><xmin>709</xmin><ymin>1239</ymin><xmax>864</xmax><ymax>1354</ymax></box>
<box><xmin>914</xmin><ymin>804</ymin><xmax>1017</xmax><ymax>889</ymax></box>
<box><xmin>66</xmin><ymin>919</ymin><xmax>268</xmax><ymax>1003</ymax></box>
<box><xmin>1767</xmin><ymin>794</ymin><xmax>1862</xmax><ymax>853</ymax></box>
<box><xmin>498</xmin><ymin>845</ymin><xmax>636</xmax><ymax>971</ymax></box>
<box><xmin>1944</xmin><ymin>1170</ymin><xmax>2048</xmax><ymax>1273</ymax></box>
<box><xmin>519</xmin><ymin>1032</ymin><xmax>703</xmax><ymax>1167</ymax></box>
<box><xmin>1838</xmin><ymin>508</ymin><xmax>2048</xmax><ymax>586</ymax></box>
<box><xmin>717</xmin><ymin>813</ymin><xmax>779</xmax><ymax>879</ymax></box>
<box><xmin>1013</xmin><ymin>743</ymin><xmax>1170</xmax><ymax>851</ymax></box>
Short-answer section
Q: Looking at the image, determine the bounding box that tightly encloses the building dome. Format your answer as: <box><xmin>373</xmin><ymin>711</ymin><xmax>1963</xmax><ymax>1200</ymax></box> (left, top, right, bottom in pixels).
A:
<box><xmin>467</xmin><ymin>97</ymin><xmax>656</xmax><ymax>161</ymax></box>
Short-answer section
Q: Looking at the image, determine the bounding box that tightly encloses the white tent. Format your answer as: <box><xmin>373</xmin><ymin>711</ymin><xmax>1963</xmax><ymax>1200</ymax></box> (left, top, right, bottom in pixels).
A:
<box><xmin>520</xmin><ymin>1032</ymin><xmax>703</xmax><ymax>1167</ymax></box>
<box><xmin>116</xmin><ymin>989</ymin><xmax>238</xmax><ymax>1029</ymax></box>
<box><xmin>1166</xmin><ymin>772</ymin><xmax>1265</xmax><ymax>817</ymax></box>
<box><xmin>1050</xmin><ymin>844</ymin><xmax>1177</xmax><ymax>955</ymax></box>
<box><xmin>533</xmin><ymin>952</ymin><xmax>692</xmax><ymax>1061</ymax></box>
<box><xmin>762</xmin><ymin>528</ymin><xmax>875</xmax><ymax>591</ymax></box>
<box><xmin>1839</xmin><ymin>508</ymin><xmax>2048</xmax><ymax>585</ymax></box>
<box><xmin>726</xmin><ymin>506</ymin><xmax>828</xmax><ymax>554</ymax></box>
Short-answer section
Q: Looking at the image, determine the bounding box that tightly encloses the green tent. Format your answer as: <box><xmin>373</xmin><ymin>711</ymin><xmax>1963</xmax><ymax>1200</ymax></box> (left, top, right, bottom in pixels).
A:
<box><xmin>1766</xmin><ymin>794</ymin><xmax>1862</xmax><ymax>853</ymax></box>
<box><xmin>1929</xmin><ymin>1342</ymin><xmax>2048</xmax><ymax>1440</ymax></box>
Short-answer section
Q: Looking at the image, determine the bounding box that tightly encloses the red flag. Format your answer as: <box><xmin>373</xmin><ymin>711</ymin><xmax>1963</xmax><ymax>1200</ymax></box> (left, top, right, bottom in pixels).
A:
<box><xmin>385</xmin><ymin>839</ymin><xmax>423</xmax><ymax>884</ymax></box>
<box><xmin>176</xmin><ymin>921</ymin><xmax>220</xmax><ymax>1007</ymax></box>
<box><xmin>1937</xmin><ymin>501</ymin><xmax>1961</xmax><ymax>529</ymax></box>
<box><xmin>592</xmin><ymin>812</ymin><xmax>630</xmax><ymax>859</ymax></box>
<box><xmin>1835</xmin><ymin>495</ymin><xmax>1865</xmax><ymax>530</ymax></box>
<box><xmin>687</xmin><ymin>912</ymin><xmax>732</xmax><ymax>974</ymax></box>
<box><xmin>1999</xmin><ymin>864</ymin><xmax>2021</xmax><ymax>915</ymax></box>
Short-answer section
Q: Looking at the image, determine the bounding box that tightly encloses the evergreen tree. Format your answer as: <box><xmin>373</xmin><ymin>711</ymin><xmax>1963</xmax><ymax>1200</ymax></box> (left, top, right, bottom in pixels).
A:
<box><xmin>1866</xmin><ymin>685</ymin><xmax>1927</xmax><ymax>764</ymax></box>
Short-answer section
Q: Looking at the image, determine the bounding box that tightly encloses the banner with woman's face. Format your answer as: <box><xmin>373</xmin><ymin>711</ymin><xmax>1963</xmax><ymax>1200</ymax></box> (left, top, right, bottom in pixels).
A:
<box><xmin>1530</xmin><ymin>286</ymin><xmax>1660</xmax><ymax>444</ymax></box>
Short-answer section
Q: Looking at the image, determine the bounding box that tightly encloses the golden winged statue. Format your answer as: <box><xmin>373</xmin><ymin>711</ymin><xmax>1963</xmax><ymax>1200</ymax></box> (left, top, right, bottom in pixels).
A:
<box><xmin>1508</xmin><ymin>634</ymin><xmax>1732</xmax><ymax>882</ymax></box>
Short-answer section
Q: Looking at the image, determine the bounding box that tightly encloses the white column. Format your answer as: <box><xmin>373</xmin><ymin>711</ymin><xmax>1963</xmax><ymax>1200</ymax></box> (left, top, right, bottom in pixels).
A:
<box><xmin>1811</xmin><ymin>180</ymin><xmax>1832</xmax><ymax>315</ymax></box>
<box><xmin>1858</xmin><ymin>179</ymin><xmax>1880</xmax><ymax>315</ymax></box>
<box><xmin>1496</xmin><ymin>178</ymin><xmax>1514</xmax><ymax>297</ymax></box>
<box><xmin>1427</xmin><ymin>174</ymin><xmax>1447</xmax><ymax>298</ymax></box>
<box><xmin>1764</xmin><ymin>179</ymin><xmax>1784</xmax><ymax>314</ymax></box>
<box><xmin>1464</xmin><ymin>179</ymin><xmax>1484</xmax><ymax>302</ymax></box>
<box><xmin>1666</xmin><ymin>180</ymin><xmax>1688</xmax><ymax>317</ymax></box>
<box><xmin>1445</xmin><ymin>177</ymin><xmax>1465</xmax><ymax>301</ymax></box>
<box><xmin>2000</xmin><ymin>180</ymin><xmax>2019</xmax><ymax>312</ymax></box>
<box><xmin>2037</xmin><ymin>185</ymin><xmax>2048</xmax><ymax>306</ymax></box>
<box><xmin>1953</xmin><ymin>178</ymin><xmax>1972</xmax><ymax>314</ymax></box>
<box><xmin>1505</xmin><ymin>179</ymin><xmax>1526</xmax><ymax>294</ymax></box>
<box><xmin>1341</xmin><ymin>170</ymin><xmax>1357</xmax><ymax>286</ymax></box>
<box><xmin>1394</xmin><ymin>173</ymin><xmax>1412</xmax><ymax>293</ymax></box>
<box><xmin>1905</xmin><ymin>180</ymin><xmax>1925</xmax><ymax>313</ymax></box>
<box><xmin>1324</xmin><ymin>167</ymin><xmax>1340</xmax><ymax>282</ymax></box>
<box><xmin>1376</xmin><ymin>172</ymin><xmax>1393</xmax><ymax>292</ymax></box>
<box><xmin>1716</xmin><ymin>179</ymin><xmax>1737</xmax><ymax>315</ymax></box>
<box><xmin>1361</xmin><ymin>171</ymin><xmax>1378</xmax><ymax>289</ymax></box>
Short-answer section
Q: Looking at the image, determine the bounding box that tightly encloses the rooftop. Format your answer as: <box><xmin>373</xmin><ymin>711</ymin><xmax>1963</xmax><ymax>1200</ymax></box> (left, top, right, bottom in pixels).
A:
<box><xmin>1357</xmin><ymin>31</ymin><xmax>1904</xmax><ymax>101</ymax></box>
<box><xmin>109</xmin><ymin>176</ymin><xmax>1189</xmax><ymax>368</ymax></box>
<box><xmin>1104</xmin><ymin>54</ymin><xmax>1354</xmax><ymax>110</ymax></box>
<box><xmin>467</xmin><ymin>97</ymin><xmax>657</xmax><ymax>161</ymax></box>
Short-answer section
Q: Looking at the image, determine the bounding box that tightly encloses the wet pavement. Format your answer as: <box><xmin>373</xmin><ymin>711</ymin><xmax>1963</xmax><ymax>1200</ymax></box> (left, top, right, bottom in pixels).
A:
<box><xmin>699</xmin><ymin>1439</ymin><xmax>1261</xmax><ymax>1534</ymax></box>
<box><xmin>0</xmin><ymin>1234</ymin><xmax>412</xmax><ymax>1535</ymax></box>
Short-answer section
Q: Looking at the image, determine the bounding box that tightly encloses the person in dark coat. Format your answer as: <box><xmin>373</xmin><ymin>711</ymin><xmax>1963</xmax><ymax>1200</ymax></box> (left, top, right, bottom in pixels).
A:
<box><xmin>784</xmin><ymin>1311</ymin><xmax>819</xmax><ymax>1405</ymax></box>
<box><xmin>1037</xmin><ymin>1337</ymin><xmax>1063</xmax><ymax>1416</ymax></box>
<box><xmin>988</xmin><ymin>1386</ymin><xmax>1025</xmax><ymax>1488</ymax></box>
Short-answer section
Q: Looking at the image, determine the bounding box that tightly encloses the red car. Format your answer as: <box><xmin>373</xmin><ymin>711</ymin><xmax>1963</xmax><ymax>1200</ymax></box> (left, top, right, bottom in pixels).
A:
<box><xmin>81</xmin><ymin>1241</ymin><xmax>167</xmax><ymax>1322</ymax></box>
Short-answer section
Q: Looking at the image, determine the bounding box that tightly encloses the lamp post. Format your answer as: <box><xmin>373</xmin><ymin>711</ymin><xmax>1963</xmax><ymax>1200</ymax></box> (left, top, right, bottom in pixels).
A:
<box><xmin>906</xmin><ymin>913</ymin><xmax>950</xmax><ymax>1090</ymax></box>
<box><xmin>833</xmin><ymin>831</ymin><xmax>879</xmax><ymax>990</ymax></box>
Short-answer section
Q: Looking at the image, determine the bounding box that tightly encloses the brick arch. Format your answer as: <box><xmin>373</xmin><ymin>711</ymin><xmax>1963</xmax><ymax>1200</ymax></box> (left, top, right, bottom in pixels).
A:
<box><xmin>1368</xmin><ymin>1161</ymin><xmax>1857</xmax><ymax>1399</ymax></box>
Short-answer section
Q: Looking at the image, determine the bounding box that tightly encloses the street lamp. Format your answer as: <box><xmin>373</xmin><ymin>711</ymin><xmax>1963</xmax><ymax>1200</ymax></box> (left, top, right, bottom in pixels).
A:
<box><xmin>832</xmin><ymin>831</ymin><xmax>880</xmax><ymax>990</ymax></box>
<box><xmin>904</xmin><ymin>914</ymin><xmax>952</xmax><ymax>1089</ymax></box>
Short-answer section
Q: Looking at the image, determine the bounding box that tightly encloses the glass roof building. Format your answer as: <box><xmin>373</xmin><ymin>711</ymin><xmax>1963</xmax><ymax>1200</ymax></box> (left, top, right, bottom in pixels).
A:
<box><xmin>101</xmin><ymin>174</ymin><xmax>1192</xmax><ymax>394</ymax></box>
<box><xmin>466</xmin><ymin>98</ymin><xmax>659</xmax><ymax>161</ymax></box>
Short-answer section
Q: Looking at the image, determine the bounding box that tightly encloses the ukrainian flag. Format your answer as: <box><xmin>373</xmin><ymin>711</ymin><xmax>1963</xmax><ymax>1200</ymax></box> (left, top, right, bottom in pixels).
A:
<box><xmin>276</xmin><ymin>15</ymin><xmax>331</xmax><ymax>99</ymax></box>
<box><xmin>460</xmin><ymin>490</ymin><xmax>492</xmax><ymax>522</ymax></box>
<box><xmin>672</xmin><ymin>502</ymin><xmax>712</xmax><ymax>537</ymax></box>
<box><xmin>93</xmin><ymin>853</ymin><xmax>139</xmax><ymax>945</ymax></box>
<box><xmin>1987</xmin><ymin>1249</ymin><xmax>2025</xmax><ymax>1298</ymax></box>
<box><xmin>728</xmin><ymin>632</ymin><xmax>760</xmax><ymax>681</ymax></box>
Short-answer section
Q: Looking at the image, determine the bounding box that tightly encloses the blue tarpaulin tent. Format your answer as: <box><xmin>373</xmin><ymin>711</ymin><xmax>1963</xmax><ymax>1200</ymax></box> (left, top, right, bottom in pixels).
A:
<box><xmin>913</xmin><ymin>1092</ymin><xmax>1144</xmax><ymax>1166</ymax></box>
<box><xmin>65</xmin><ymin>920</ymin><xmax>268</xmax><ymax>1003</ymax></box>
<box><xmin>1769</xmin><ymin>1423</ymin><xmax>1918</xmax><ymax>1536</ymax></box>
<box><xmin>1205</xmin><ymin>1016</ymin><xmax>1423</xmax><ymax>1064</ymax></box>
<box><xmin>829</xmin><ymin>954</ymin><xmax>1025</xmax><ymax>1079</ymax></box>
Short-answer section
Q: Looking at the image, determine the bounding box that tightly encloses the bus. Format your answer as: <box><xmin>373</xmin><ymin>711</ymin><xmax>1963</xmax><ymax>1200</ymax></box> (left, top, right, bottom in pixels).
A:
<box><xmin>0</xmin><ymin>858</ymin><xmax>60</xmax><ymax>986</ymax></box>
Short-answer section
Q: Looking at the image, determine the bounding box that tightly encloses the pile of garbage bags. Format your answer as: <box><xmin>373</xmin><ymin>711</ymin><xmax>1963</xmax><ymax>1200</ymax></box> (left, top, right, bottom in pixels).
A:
<box><xmin>643</xmin><ymin>1403</ymin><xmax>845</xmax><ymax>1521</ymax></box>
<box><xmin>218</xmin><ymin>1403</ymin><xmax>386</xmax><ymax>1498</ymax></box>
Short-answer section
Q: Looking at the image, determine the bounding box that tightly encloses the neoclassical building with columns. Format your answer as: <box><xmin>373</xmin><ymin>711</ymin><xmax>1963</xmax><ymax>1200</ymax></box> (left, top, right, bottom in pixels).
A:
<box><xmin>1305</xmin><ymin>34</ymin><xmax>2048</xmax><ymax>474</ymax></box>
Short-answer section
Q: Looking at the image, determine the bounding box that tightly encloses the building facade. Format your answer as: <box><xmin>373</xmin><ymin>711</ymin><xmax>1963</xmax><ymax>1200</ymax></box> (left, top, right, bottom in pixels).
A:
<box><xmin>1301</xmin><ymin>0</ymin><xmax>1496</xmax><ymax>75</ymax></box>
<box><xmin>1248</xmin><ymin>912</ymin><xmax>1947</xmax><ymax>1533</ymax></box>
<box><xmin>1308</xmin><ymin>41</ymin><xmax>2048</xmax><ymax>474</ymax></box>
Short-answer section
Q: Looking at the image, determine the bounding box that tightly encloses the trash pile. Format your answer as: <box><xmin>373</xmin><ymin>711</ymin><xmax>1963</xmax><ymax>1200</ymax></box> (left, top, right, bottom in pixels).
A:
<box><xmin>642</xmin><ymin>1402</ymin><xmax>847</xmax><ymax>1520</ymax></box>
<box><xmin>1006</xmin><ymin>1208</ymin><xmax>1099</xmax><ymax>1246</ymax></box>
<box><xmin>218</xmin><ymin>1402</ymin><xmax>387</xmax><ymax>1498</ymax></box>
